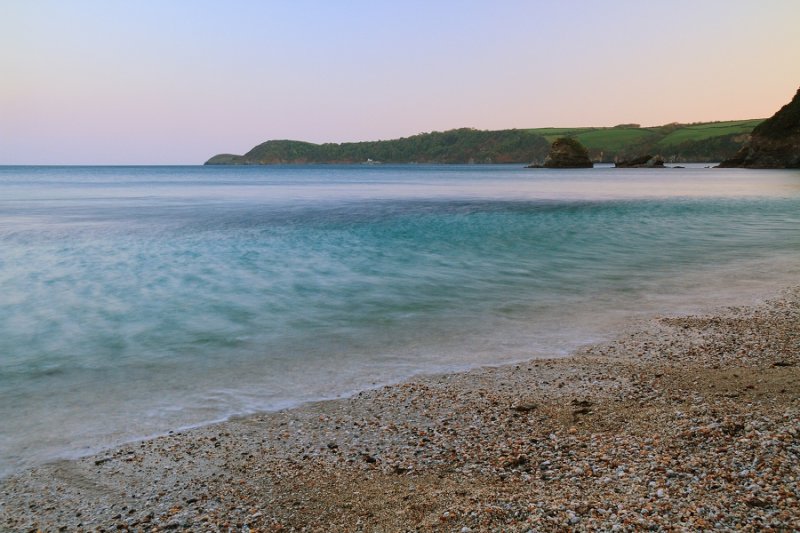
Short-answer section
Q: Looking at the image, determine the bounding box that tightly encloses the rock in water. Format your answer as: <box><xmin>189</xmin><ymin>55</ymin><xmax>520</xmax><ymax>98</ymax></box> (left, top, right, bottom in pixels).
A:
<box><xmin>539</xmin><ymin>137</ymin><xmax>593</xmax><ymax>168</ymax></box>
<box><xmin>718</xmin><ymin>86</ymin><xmax>800</xmax><ymax>168</ymax></box>
<box><xmin>615</xmin><ymin>155</ymin><xmax>665</xmax><ymax>168</ymax></box>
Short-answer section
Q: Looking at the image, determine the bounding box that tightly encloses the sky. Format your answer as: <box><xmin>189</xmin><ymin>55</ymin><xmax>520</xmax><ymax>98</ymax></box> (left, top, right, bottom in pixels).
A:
<box><xmin>1</xmin><ymin>0</ymin><xmax>799</xmax><ymax>164</ymax></box>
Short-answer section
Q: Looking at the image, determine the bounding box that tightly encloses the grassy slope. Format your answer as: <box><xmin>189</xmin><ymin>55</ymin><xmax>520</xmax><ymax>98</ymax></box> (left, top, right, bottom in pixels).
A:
<box><xmin>529</xmin><ymin>120</ymin><xmax>761</xmax><ymax>148</ymax></box>
<box><xmin>656</xmin><ymin>119</ymin><xmax>763</xmax><ymax>147</ymax></box>
<box><xmin>574</xmin><ymin>129</ymin><xmax>661</xmax><ymax>152</ymax></box>
<box><xmin>527</xmin><ymin>119</ymin><xmax>763</xmax><ymax>162</ymax></box>
<box><xmin>528</xmin><ymin>127</ymin><xmax>659</xmax><ymax>147</ymax></box>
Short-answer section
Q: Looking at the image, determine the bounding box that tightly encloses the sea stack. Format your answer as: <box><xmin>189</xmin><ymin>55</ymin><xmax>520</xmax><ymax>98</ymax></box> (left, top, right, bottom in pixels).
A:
<box><xmin>718</xmin><ymin>87</ymin><xmax>800</xmax><ymax>168</ymax></box>
<box><xmin>540</xmin><ymin>137</ymin><xmax>593</xmax><ymax>168</ymax></box>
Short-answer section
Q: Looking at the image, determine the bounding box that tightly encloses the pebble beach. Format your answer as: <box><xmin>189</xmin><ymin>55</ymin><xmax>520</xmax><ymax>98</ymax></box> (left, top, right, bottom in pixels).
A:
<box><xmin>1</xmin><ymin>288</ymin><xmax>798</xmax><ymax>532</ymax></box>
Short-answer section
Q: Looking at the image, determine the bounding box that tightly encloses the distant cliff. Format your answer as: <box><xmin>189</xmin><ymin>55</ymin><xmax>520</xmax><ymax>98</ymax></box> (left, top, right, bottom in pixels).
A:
<box><xmin>718</xmin><ymin>87</ymin><xmax>800</xmax><ymax>168</ymax></box>
<box><xmin>206</xmin><ymin>129</ymin><xmax>551</xmax><ymax>165</ymax></box>
<box><xmin>206</xmin><ymin>120</ymin><xmax>763</xmax><ymax>165</ymax></box>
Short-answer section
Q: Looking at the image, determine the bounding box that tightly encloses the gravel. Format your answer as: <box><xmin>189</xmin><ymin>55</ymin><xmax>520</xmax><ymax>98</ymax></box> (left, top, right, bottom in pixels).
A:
<box><xmin>2</xmin><ymin>287</ymin><xmax>798</xmax><ymax>531</ymax></box>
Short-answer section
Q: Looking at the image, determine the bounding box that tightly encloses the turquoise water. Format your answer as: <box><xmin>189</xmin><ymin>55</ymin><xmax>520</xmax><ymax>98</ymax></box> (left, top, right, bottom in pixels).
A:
<box><xmin>1</xmin><ymin>164</ymin><xmax>799</xmax><ymax>476</ymax></box>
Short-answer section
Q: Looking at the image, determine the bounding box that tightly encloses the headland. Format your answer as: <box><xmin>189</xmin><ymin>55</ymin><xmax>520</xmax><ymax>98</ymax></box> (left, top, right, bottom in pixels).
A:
<box><xmin>206</xmin><ymin>120</ymin><xmax>763</xmax><ymax>166</ymax></box>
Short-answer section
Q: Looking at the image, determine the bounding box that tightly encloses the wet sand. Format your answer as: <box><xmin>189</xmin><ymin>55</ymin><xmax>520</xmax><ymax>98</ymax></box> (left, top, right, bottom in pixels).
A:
<box><xmin>2</xmin><ymin>288</ymin><xmax>798</xmax><ymax>531</ymax></box>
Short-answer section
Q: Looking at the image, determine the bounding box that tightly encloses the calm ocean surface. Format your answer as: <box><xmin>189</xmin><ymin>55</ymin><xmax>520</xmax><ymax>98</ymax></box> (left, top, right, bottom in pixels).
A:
<box><xmin>1</xmin><ymin>164</ymin><xmax>799</xmax><ymax>476</ymax></box>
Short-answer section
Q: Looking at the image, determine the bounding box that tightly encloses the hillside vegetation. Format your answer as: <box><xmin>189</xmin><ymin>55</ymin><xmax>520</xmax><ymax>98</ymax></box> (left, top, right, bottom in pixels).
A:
<box><xmin>527</xmin><ymin>119</ymin><xmax>763</xmax><ymax>163</ymax></box>
<box><xmin>207</xmin><ymin>129</ymin><xmax>551</xmax><ymax>166</ymax></box>
<box><xmin>206</xmin><ymin>120</ymin><xmax>763</xmax><ymax>165</ymax></box>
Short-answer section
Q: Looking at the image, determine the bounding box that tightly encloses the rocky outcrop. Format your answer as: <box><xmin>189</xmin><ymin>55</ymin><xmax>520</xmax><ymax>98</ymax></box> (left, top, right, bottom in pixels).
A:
<box><xmin>718</xmin><ymin>87</ymin><xmax>800</xmax><ymax>168</ymax></box>
<box><xmin>532</xmin><ymin>137</ymin><xmax>593</xmax><ymax>168</ymax></box>
<box><xmin>615</xmin><ymin>155</ymin><xmax>665</xmax><ymax>168</ymax></box>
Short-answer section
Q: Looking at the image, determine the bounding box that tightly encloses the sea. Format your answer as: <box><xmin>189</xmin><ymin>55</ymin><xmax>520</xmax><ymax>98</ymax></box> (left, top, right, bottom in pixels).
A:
<box><xmin>1</xmin><ymin>164</ymin><xmax>799</xmax><ymax>477</ymax></box>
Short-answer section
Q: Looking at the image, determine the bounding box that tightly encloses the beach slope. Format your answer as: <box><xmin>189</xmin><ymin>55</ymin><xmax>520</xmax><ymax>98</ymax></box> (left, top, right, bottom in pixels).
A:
<box><xmin>2</xmin><ymin>290</ymin><xmax>798</xmax><ymax>531</ymax></box>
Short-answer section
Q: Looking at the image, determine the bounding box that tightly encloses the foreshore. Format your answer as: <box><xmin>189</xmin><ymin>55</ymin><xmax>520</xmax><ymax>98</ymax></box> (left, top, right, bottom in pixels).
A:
<box><xmin>2</xmin><ymin>288</ymin><xmax>798</xmax><ymax>531</ymax></box>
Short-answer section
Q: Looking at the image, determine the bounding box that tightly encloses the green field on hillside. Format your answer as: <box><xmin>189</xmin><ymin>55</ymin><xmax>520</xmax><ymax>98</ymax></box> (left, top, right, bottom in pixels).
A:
<box><xmin>655</xmin><ymin>119</ymin><xmax>763</xmax><ymax>147</ymax></box>
<box><xmin>573</xmin><ymin>129</ymin><xmax>661</xmax><ymax>152</ymax></box>
<box><xmin>527</xmin><ymin>119</ymin><xmax>762</xmax><ymax>162</ymax></box>
<box><xmin>529</xmin><ymin>120</ymin><xmax>761</xmax><ymax>149</ymax></box>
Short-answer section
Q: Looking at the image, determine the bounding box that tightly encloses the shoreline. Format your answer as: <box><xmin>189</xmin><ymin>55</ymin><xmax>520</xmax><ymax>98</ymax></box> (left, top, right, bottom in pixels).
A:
<box><xmin>2</xmin><ymin>288</ymin><xmax>799</xmax><ymax>530</ymax></box>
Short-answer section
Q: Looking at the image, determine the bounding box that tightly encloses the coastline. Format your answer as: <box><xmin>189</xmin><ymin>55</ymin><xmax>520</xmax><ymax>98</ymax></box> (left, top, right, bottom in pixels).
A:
<box><xmin>2</xmin><ymin>288</ymin><xmax>798</xmax><ymax>531</ymax></box>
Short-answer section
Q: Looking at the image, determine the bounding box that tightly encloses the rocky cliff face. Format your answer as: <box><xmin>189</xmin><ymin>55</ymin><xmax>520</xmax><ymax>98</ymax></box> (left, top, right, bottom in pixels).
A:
<box><xmin>719</xmin><ymin>87</ymin><xmax>800</xmax><ymax>168</ymax></box>
<box><xmin>539</xmin><ymin>138</ymin><xmax>593</xmax><ymax>168</ymax></box>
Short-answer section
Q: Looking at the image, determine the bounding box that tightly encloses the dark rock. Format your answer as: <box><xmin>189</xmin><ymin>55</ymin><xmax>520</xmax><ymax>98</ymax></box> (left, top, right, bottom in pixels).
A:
<box><xmin>503</xmin><ymin>454</ymin><xmax>528</xmax><ymax>468</ymax></box>
<box><xmin>615</xmin><ymin>155</ymin><xmax>665</xmax><ymax>168</ymax></box>
<box><xmin>746</xmin><ymin>496</ymin><xmax>769</xmax><ymax>508</ymax></box>
<box><xmin>718</xmin><ymin>86</ymin><xmax>800</xmax><ymax>168</ymax></box>
<box><xmin>510</xmin><ymin>403</ymin><xmax>538</xmax><ymax>412</ymax></box>
<box><xmin>721</xmin><ymin>422</ymin><xmax>744</xmax><ymax>436</ymax></box>
<box><xmin>531</xmin><ymin>138</ymin><xmax>593</xmax><ymax>168</ymax></box>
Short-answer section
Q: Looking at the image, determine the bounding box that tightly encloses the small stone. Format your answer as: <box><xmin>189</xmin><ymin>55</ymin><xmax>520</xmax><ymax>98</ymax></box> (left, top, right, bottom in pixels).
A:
<box><xmin>511</xmin><ymin>403</ymin><xmax>537</xmax><ymax>413</ymax></box>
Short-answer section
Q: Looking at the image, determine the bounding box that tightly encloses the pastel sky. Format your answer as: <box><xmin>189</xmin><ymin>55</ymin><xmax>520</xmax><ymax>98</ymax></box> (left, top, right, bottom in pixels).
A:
<box><xmin>2</xmin><ymin>1</ymin><xmax>799</xmax><ymax>164</ymax></box>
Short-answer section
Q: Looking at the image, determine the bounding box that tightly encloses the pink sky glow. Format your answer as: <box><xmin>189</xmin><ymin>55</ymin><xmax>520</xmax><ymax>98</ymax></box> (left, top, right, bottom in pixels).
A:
<box><xmin>2</xmin><ymin>0</ymin><xmax>799</xmax><ymax>164</ymax></box>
